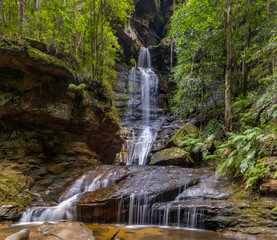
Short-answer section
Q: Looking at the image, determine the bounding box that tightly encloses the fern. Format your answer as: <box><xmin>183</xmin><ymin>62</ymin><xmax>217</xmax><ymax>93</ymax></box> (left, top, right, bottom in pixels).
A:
<box><xmin>245</xmin><ymin>158</ymin><xmax>275</xmax><ymax>190</ymax></box>
<box><xmin>217</xmin><ymin>127</ymin><xmax>269</xmax><ymax>176</ymax></box>
<box><xmin>178</xmin><ymin>135</ymin><xmax>215</xmax><ymax>159</ymax></box>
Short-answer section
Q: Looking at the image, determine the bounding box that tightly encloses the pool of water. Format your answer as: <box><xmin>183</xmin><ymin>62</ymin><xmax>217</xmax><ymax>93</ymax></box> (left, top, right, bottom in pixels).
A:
<box><xmin>87</xmin><ymin>224</ymin><xmax>235</xmax><ymax>240</ymax></box>
<box><xmin>0</xmin><ymin>223</ymin><xmax>235</xmax><ymax>240</ymax></box>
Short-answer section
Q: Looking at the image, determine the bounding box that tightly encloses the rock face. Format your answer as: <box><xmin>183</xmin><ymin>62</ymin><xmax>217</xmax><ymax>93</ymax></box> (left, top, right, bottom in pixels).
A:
<box><xmin>116</xmin><ymin>0</ymin><xmax>174</xmax><ymax>69</ymax></box>
<box><xmin>150</xmin><ymin>147</ymin><xmax>193</xmax><ymax>166</ymax></box>
<box><xmin>0</xmin><ymin>205</ymin><xmax>22</xmax><ymax>222</ymax></box>
<box><xmin>259</xmin><ymin>157</ymin><xmax>277</xmax><ymax>196</ymax></box>
<box><xmin>0</xmin><ymin>39</ymin><xmax>121</xmax><ymax>207</ymax></box>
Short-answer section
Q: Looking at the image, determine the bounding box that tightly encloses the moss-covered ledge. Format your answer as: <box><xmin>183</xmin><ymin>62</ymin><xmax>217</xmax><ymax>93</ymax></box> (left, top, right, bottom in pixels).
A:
<box><xmin>0</xmin><ymin>38</ymin><xmax>77</xmax><ymax>78</ymax></box>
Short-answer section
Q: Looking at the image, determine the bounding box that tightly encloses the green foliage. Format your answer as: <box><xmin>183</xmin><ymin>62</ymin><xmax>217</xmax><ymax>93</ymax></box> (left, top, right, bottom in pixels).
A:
<box><xmin>170</xmin><ymin>0</ymin><xmax>225</xmax><ymax>117</ymax></box>
<box><xmin>178</xmin><ymin>134</ymin><xmax>215</xmax><ymax>159</ymax></box>
<box><xmin>0</xmin><ymin>0</ymin><xmax>134</xmax><ymax>83</ymax></box>
<box><xmin>170</xmin><ymin>0</ymin><xmax>277</xmax><ymax>187</ymax></box>
<box><xmin>170</xmin><ymin>0</ymin><xmax>276</xmax><ymax>122</ymax></box>
<box><xmin>130</xmin><ymin>58</ymin><xmax>137</xmax><ymax>67</ymax></box>
<box><xmin>216</xmin><ymin>127</ymin><xmax>276</xmax><ymax>177</ymax></box>
<box><xmin>68</xmin><ymin>83</ymin><xmax>86</xmax><ymax>92</ymax></box>
<box><xmin>245</xmin><ymin>158</ymin><xmax>275</xmax><ymax>190</ymax></box>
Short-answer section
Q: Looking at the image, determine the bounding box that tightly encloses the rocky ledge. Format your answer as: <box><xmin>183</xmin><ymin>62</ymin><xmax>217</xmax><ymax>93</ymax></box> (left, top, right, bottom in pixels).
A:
<box><xmin>0</xmin><ymin>39</ymin><xmax>121</xmax><ymax>208</ymax></box>
<box><xmin>74</xmin><ymin>164</ymin><xmax>277</xmax><ymax>238</ymax></box>
<box><xmin>76</xmin><ymin>165</ymin><xmax>232</xmax><ymax>223</ymax></box>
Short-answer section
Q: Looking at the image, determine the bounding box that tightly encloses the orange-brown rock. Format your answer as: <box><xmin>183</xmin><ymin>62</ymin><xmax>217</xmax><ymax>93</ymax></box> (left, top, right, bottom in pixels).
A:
<box><xmin>259</xmin><ymin>157</ymin><xmax>277</xmax><ymax>196</ymax></box>
<box><xmin>0</xmin><ymin>39</ymin><xmax>121</xmax><ymax>207</ymax></box>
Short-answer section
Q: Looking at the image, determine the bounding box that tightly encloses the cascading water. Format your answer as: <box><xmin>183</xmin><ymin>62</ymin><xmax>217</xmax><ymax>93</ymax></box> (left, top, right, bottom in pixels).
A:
<box><xmin>19</xmin><ymin>48</ymin><xmax>208</xmax><ymax>230</ymax></box>
<box><xmin>20</xmin><ymin>167</ymin><xmax>118</xmax><ymax>222</ymax></box>
<box><xmin>116</xmin><ymin>47</ymin><xmax>161</xmax><ymax>165</ymax></box>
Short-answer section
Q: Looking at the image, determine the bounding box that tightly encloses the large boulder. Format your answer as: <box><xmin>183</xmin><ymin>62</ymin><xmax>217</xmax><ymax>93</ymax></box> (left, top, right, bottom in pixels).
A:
<box><xmin>5</xmin><ymin>229</ymin><xmax>29</xmax><ymax>240</ymax></box>
<box><xmin>167</xmin><ymin>123</ymin><xmax>199</xmax><ymax>147</ymax></box>
<box><xmin>38</xmin><ymin>221</ymin><xmax>95</xmax><ymax>240</ymax></box>
<box><xmin>150</xmin><ymin>147</ymin><xmax>193</xmax><ymax>167</ymax></box>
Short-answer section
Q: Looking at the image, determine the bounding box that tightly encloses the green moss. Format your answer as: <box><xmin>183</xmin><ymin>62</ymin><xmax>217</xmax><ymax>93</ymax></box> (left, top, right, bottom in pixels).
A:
<box><xmin>28</xmin><ymin>47</ymin><xmax>68</xmax><ymax>70</ymax></box>
<box><xmin>168</xmin><ymin>123</ymin><xmax>199</xmax><ymax>147</ymax></box>
<box><xmin>0</xmin><ymin>173</ymin><xmax>31</xmax><ymax>206</ymax></box>
<box><xmin>13</xmin><ymin>196</ymin><xmax>30</xmax><ymax>207</ymax></box>
<box><xmin>0</xmin><ymin>39</ymin><xmax>21</xmax><ymax>51</ymax></box>
<box><xmin>150</xmin><ymin>147</ymin><xmax>193</xmax><ymax>165</ymax></box>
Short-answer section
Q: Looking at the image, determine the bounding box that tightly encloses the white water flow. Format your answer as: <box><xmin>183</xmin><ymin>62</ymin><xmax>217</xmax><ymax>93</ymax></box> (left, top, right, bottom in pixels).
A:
<box><xmin>20</xmin><ymin>167</ymin><xmax>117</xmax><ymax>222</ymax></box>
<box><xmin>116</xmin><ymin>47</ymin><xmax>161</xmax><ymax>165</ymax></box>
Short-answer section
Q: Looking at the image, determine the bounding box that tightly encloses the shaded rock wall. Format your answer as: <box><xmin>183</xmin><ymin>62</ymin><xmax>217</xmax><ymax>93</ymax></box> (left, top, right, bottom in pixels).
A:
<box><xmin>116</xmin><ymin>0</ymin><xmax>174</xmax><ymax>70</ymax></box>
<box><xmin>0</xmin><ymin>40</ymin><xmax>121</xmax><ymax>204</ymax></box>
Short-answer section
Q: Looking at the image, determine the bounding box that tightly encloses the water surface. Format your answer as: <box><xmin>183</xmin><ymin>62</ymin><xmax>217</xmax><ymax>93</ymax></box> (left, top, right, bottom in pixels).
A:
<box><xmin>0</xmin><ymin>223</ymin><xmax>235</xmax><ymax>240</ymax></box>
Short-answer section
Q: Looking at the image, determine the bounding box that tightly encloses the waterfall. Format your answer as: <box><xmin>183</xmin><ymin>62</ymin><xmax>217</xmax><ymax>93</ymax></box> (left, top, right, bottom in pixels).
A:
<box><xmin>116</xmin><ymin>47</ymin><xmax>161</xmax><ymax>165</ymax></box>
<box><xmin>20</xmin><ymin>167</ymin><xmax>118</xmax><ymax>222</ymax></box>
<box><xmin>19</xmin><ymin>48</ymin><xmax>206</xmax><ymax>230</ymax></box>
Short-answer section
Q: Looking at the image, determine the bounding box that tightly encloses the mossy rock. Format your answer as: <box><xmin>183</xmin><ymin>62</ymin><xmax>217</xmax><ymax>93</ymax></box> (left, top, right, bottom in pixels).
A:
<box><xmin>0</xmin><ymin>173</ymin><xmax>31</xmax><ymax>207</ymax></box>
<box><xmin>150</xmin><ymin>147</ymin><xmax>194</xmax><ymax>167</ymax></box>
<box><xmin>167</xmin><ymin>123</ymin><xmax>199</xmax><ymax>147</ymax></box>
<box><xmin>28</xmin><ymin>47</ymin><xmax>68</xmax><ymax>70</ymax></box>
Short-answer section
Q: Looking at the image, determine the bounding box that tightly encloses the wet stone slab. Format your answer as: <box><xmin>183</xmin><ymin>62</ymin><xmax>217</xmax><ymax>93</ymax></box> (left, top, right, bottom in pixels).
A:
<box><xmin>76</xmin><ymin>165</ymin><xmax>232</xmax><ymax>224</ymax></box>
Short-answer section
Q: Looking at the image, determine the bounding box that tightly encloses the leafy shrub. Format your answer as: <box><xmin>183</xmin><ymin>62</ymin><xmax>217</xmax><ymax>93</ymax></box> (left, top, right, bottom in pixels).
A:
<box><xmin>178</xmin><ymin>134</ymin><xmax>215</xmax><ymax>159</ymax></box>
<box><xmin>130</xmin><ymin>58</ymin><xmax>137</xmax><ymax>67</ymax></box>
<box><xmin>68</xmin><ymin>83</ymin><xmax>86</xmax><ymax>92</ymax></box>
<box><xmin>216</xmin><ymin>127</ymin><xmax>277</xmax><ymax>177</ymax></box>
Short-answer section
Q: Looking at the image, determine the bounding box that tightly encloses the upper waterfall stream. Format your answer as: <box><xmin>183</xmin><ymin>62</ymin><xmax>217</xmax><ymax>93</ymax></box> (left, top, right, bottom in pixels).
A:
<box><xmin>116</xmin><ymin>47</ymin><xmax>162</xmax><ymax>165</ymax></box>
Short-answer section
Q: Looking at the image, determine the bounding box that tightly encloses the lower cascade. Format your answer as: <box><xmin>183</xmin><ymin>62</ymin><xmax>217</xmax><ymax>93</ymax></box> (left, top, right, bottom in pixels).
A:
<box><xmin>19</xmin><ymin>47</ymin><xmax>229</xmax><ymax>230</ymax></box>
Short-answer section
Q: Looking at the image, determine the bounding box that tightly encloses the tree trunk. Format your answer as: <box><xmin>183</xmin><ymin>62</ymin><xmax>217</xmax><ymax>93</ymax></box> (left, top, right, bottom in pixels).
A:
<box><xmin>100</xmin><ymin>0</ymin><xmax>104</xmax><ymax>81</ymax></box>
<box><xmin>225</xmin><ymin>2</ymin><xmax>232</xmax><ymax>131</ymax></box>
<box><xmin>36</xmin><ymin>0</ymin><xmax>41</xmax><ymax>11</ymax></box>
<box><xmin>170</xmin><ymin>0</ymin><xmax>176</xmax><ymax>71</ymax></box>
<box><xmin>243</xmin><ymin>1</ymin><xmax>251</xmax><ymax>96</ymax></box>
<box><xmin>0</xmin><ymin>0</ymin><xmax>5</xmax><ymax>28</ymax></box>
<box><xmin>19</xmin><ymin>0</ymin><xmax>26</xmax><ymax>25</ymax></box>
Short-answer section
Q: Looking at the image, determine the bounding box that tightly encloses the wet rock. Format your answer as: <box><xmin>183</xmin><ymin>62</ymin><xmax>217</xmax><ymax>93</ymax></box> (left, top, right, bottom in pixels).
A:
<box><xmin>5</xmin><ymin>229</ymin><xmax>30</xmax><ymax>240</ymax></box>
<box><xmin>38</xmin><ymin>220</ymin><xmax>95</xmax><ymax>240</ymax></box>
<box><xmin>0</xmin><ymin>204</ymin><xmax>22</xmax><ymax>221</ymax></box>
<box><xmin>150</xmin><ymin>147</ymin><xmax>193</xmax><ymax>167</ymax></box>
<box><xmin>76</xmin><ymin>165</ymin><xmax>214</xmax><ymax>223</ymax></box>
<box><xmin>177</xmin><ymin>175</ymin><xmax>233</xmax><ymax>200</ymax></box>
<box><xmin>223</xmin><ymin>229</ymin><xmax>277</xmax><ymax>240</ymax></box>
<box><xmin>150</xmin><ymin>115</ymin><xmax>187</xmax><ymax>153</ymax></box>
